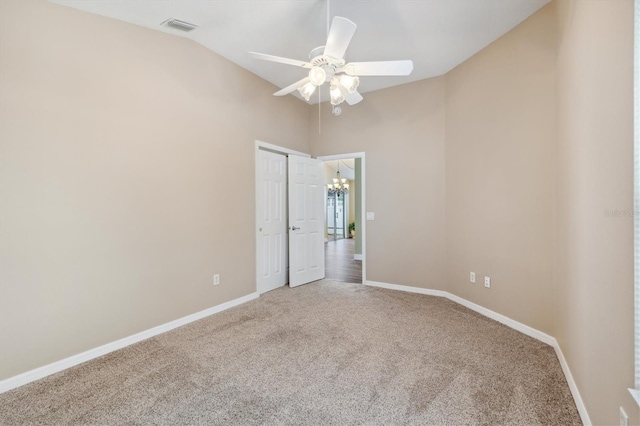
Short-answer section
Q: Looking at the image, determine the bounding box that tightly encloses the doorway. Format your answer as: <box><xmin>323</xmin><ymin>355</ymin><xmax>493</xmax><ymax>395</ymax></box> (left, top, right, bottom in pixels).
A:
<box><xmin>320</xmin><ymin>155</ymin><xmax>365</xmax><ymax>284</ymax></box>
<box><xmin>255</xmin><ymin>141</ymin><xmax>366</xmax><ymax>293</ymax></box>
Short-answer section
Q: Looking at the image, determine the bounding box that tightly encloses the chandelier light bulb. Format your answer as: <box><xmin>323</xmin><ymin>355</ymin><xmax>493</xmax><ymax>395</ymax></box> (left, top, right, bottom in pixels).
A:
<box><xmin>309</xmin><ymin>66</ymin><xmax>327</xmax><ymax>86</ymax></box>
<box><xmin>339</xmin><ymin>74</ymin><xmax>360</xmax><ymax>94</ymax></box>
<box><xmin>298</xmin><ymin>82</ymin><xmax>316</xmax><ymax>101</ymax></box>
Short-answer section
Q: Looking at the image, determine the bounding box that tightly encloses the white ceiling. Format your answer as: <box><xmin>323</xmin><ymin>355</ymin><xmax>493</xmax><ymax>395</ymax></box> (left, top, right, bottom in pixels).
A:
<box><xmin>325</xmin><ymin>158</ymin><xmax>355</xmax><ymax>180</ymax></box>
<box><xmin>49</xmin><ymin>0</ymin><xmax>550</xmax><ymax>104</ymax></box>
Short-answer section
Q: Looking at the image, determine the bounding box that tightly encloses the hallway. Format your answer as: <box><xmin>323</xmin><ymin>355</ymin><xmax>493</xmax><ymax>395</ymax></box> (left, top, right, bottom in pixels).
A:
<box><xmin>324</xmin><ymin>238</ymin><xmax>362</xmax><ymax>283</ymax></box>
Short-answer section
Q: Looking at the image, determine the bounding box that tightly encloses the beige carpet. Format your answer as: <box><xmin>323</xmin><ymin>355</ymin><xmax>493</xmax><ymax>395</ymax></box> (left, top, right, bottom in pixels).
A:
<box><xmin>0</xmin><ymin>280</ymin><xmax>580</xmax><ymax>425</ymax></box>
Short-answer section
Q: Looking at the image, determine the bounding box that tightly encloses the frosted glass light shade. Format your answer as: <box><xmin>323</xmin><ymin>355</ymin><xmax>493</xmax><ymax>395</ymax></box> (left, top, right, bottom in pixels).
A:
<box><xmin>339</xmin><ymin>75</ymin><xmax>359</xmax><ymax>93</ymax></box>
<box><xmin>330</xmin><ymin>84</ymin><xmax>345</xmax><ymax>106</ymax></box>
<box><xmin>309</xmin><ymin>67</ymin><xmax>327</xmax><ymax>86</ymax></box>
<box><xmin>298</xmin><ymin>82</ymin><xmax>316</xmax><ymax>101</ymax></box>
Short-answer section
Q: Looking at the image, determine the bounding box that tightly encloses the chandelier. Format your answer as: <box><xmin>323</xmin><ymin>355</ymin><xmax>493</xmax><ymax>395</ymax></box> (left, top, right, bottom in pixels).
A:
<box><xmin>298</xmin><ymin>70</ymin><xmax>360</xmax><ymax>107</ymax></box>
<box><xmin>327</xmin><ymin>161</ymin><xmax>349</xmax><ymax>196</ymax></box>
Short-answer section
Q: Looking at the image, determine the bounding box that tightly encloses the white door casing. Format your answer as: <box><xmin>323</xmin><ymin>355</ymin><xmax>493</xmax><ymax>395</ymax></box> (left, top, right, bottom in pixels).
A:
<box><xmin>256</xmin><ymin>150</ymin><xmax>288</xmax><ymax>293</ymax></box>
<box><xmin>288</xmin><ymin>155</ymin><xmax>325</xmax><ymax>287</ymax></box>
<box><xmin>317</xmin><ymin>152</ymin><xmax>366</xmax><ymax>283</ymax></box>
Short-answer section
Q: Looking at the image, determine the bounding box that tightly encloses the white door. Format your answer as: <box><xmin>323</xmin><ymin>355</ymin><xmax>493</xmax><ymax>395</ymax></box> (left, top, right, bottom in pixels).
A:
<box><xmin>256</xmin><ymin>150</ymin><xmax>288</xmax><ymax>293</ymax></box>
<box><xmin>288</xmin><ymin>155</ymin><xmax>325</xmax><ymax>287</ymax></box>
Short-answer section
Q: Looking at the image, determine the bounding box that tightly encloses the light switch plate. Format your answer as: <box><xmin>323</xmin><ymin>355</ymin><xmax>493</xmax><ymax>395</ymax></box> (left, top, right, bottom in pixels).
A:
<box><xmin>470</xmin><ymin>272</ymin><xmax>476</xmax><ymax>283</ymax></box>
<box><xmin>366</xmin><ymin>212</ymin><xmax>375</xmax><ymax>220</ymax></box>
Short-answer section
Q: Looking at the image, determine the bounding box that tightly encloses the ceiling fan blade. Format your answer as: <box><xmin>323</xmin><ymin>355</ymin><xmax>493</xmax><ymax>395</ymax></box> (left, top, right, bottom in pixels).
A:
<box><xmin>274</xmin><ymin>77</ymin><xmax>310</xmax><ymax>96</ymax></box>
<box><xmin>344</xmin><ymin>60</ymin><xmax>414</xmax><ymax>76</ymax></box>
<box><xmin>345</xmin><ymin>90</ymin><xmax>363</xmax><ymax>106</ymax></box>
<box><xmin>249</xmin><ymin>52</ymin><xmax>312</xmax><ymax>69</ymax></box>
<box><xmin>323</xmin><ymin>17</ymin><xmax>357</xmax><ymax>60</ymax></box>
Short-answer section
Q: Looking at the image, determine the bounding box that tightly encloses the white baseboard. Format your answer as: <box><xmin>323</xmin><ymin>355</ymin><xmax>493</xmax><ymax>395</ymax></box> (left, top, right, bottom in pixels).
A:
<box><xmin>0</xmin><ymin>292</ymin><xmax>259</xmax><ymax>394</ymax></box>
<box><xmin>554</xmin><ymin>344</ymin><xmax>592</xmax><ymax>425</ymax></box>
<box><xmin>354</xmin><ymin>254</ymin><xmax>363</xmax><ymax>261</ymax></box>
<box><xmin>445</xmin><ymin>292</ymin><xmax>556</xmax><ymax>346</ymax></box>
<box><xmin>364</xmin><ymin>280</ymin><xmax>591</xmax><ymax>426</ymax></box>
<box><xmin>366</xmin><ymin>280</ymin><xmax>449</xmax><ymax>298</ymax></box>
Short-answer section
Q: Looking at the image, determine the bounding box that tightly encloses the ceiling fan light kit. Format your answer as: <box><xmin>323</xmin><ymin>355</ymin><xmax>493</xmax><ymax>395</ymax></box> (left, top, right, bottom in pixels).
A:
<box><xmin>309</xmin><ymin>66</ymin><xmax>328</xmax><ymax>86</ymax></box>
<box><xmin>249</xmin><ymin>15</ymin><xmax>413</xmax><ymax>113</ymax></box>
<box><xmin>339</xmin><ymin>75</ymin><xmax>359</xmax><ymax>93</ymax></box>
<box><xmin>298</xmin><ymin>82</ymin><xmax>317</xmax><ymax>102</ymax></box>
<box><xmin>329</xmin><ymin>83</ymin><xmax>345</xmax><ymax>106</ymax></box>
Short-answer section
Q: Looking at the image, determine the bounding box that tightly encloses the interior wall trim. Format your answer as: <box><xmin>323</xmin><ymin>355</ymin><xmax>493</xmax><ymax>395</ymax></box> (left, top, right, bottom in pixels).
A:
<box><xmin>255</xmin><ymin>140</ymin><xmax>311</xmax><ymax>158</ymax></box>
<box><xmin>0</xmin><ymin>292</ymin><xmax>260</xmax><ymax>394</ymax></box>
<box><xmin>364</xmin><ymin>280</ymin><xmax>592</xmax><ymax>426</ymax></box>
<box><xmin>317</xmin><ymin>152</ymin><xmax>367</xmax><ymax>284</ymax></box>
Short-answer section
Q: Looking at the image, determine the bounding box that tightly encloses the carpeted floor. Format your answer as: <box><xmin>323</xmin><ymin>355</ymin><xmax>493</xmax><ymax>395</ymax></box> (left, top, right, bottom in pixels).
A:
<box><xmin>0</xmin><ymin>280</ymin><xmax>581</xmax><ymax>425</ymax></box>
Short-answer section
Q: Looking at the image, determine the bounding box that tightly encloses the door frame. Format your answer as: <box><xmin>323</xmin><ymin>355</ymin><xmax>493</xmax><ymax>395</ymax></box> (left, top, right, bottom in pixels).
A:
<box><xmin>317</xmin><ymin>152</ymin><xmax>366</xmax><ymax>284</ymax></box>
<box><xmin>255</xmin><ymin>141</ymin><xmax>311</xmax><ymax>294</ymax></box>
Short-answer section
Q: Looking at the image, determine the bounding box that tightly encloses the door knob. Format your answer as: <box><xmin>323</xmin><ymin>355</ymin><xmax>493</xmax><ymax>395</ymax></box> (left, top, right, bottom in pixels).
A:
<box><xmin>290</xmin><ymin>226</ymin><xmax>300</xmax><ymax>231</ymax></box>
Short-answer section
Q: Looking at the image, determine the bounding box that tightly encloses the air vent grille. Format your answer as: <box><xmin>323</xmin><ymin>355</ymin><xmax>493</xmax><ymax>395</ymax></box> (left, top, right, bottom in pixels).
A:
<box><xmin>160</xmin><ymin>18</ymin><xmax>198</xmax><ymax>32</ymax></box>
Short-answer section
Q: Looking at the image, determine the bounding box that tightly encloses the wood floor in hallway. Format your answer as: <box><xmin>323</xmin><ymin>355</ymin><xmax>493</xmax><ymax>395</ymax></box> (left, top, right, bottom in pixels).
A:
<box><xmin>324</xmin><ymin>238</ymin><xmax>362</xmax><ymax>283</ymax></box>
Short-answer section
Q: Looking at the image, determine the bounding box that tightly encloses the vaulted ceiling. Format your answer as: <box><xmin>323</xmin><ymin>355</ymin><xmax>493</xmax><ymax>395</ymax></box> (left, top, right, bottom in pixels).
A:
<box><xmin>49</xmin><ymin>0</ymin><xmax>550</xmax><ymax>103</ymax></box>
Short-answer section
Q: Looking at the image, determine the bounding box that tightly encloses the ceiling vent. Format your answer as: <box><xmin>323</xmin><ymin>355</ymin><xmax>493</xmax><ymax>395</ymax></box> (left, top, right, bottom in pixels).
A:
<box><xmin>160</xmin><ymin>18</ymin><xmax>198</xmax><ymax>32</ymax></box>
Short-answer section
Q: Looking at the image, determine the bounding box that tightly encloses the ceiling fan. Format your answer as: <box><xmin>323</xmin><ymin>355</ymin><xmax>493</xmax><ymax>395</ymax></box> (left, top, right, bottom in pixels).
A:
<box><xmin>249</xmin><ymin>16</ymin><xmax>413</xmax><ymax>110</ymax></box>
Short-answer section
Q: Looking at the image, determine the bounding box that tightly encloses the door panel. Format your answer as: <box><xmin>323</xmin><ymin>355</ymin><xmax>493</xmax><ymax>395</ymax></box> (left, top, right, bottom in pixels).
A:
<box><xmin>256</xmin><ymin>150</ymin><xmax>287</xmax><ymax>293</ymax></box>
<box><xmin>288</xmin><ymin>155</ymin><xmax>325</xmax><ymax>287</ymax></box>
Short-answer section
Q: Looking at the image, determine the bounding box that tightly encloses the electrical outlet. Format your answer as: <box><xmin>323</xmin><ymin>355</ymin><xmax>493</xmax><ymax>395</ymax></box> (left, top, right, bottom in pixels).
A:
<box><xmin>470</xmin><ymin>272</ymin><xmax>476</xmax><ymax>283</ymax></box>
<box><xmin>213</xmin><ymin>274</ymin><xmax>220</xmax><ymax>286</ymax></box>
<box><xmin>484</xmin><ymin>276</ymin><xmax>491</xmax><ymax>288</ymax></box>
<box><xmin>620</xmin><ymin>407</ymin><xmax>628</xmax><ymax>426</ymax></box>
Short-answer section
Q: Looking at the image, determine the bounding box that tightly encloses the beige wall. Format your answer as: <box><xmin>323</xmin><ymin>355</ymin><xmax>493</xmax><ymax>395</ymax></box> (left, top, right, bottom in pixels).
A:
<box><xmin>444</xmin><ymin>1</ymin><xmax>637</xmax><ymax>423</ymax></box>
<box><xmin>555</xmin><ymin>1</ymin><xmax>637</xmax><ymax>425</ymax></box>
<box><xmin>0</xmin><ymin>0</ymin><xmax>310</xmax><ymax>380</ymax></box>
<box><xmin>1</xmin><ymin>0</ymin><xmax>637</xmax><ymax>424</ymax></box>
<box><xmin>310</xmin><ymin>78</ymin><xmax>448</xmax><ymax>291</ymax></box>
<box><xmin>445</xmin><ymin>5</ymin><xmax>557</xmax><ymax>334</ymax></box>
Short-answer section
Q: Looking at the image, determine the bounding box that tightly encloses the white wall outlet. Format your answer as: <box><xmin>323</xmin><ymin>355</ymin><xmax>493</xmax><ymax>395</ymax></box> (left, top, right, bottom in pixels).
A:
<box><xmin>213</xmin><ymin>274</ymin><xmax>220</xmax><ymax>286</ymax></box>
<box><xmin>484</xmin><ymin>276</ymin><xmax>491</xmax><ymax>288</ymax></box>
<box><xmin>366</xmin><ymin>212</ymin><xmax>375</xmax><ymax>221</ymax></box>
<box><xmin>619</xmin><ymin>407</ymin><xmax>628</xmax><ymax>426</ymax></box>
<box><xmin>470</xmin><ymin>272</ymin><xmax>476</xmax><ymax>283</ymax></box>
